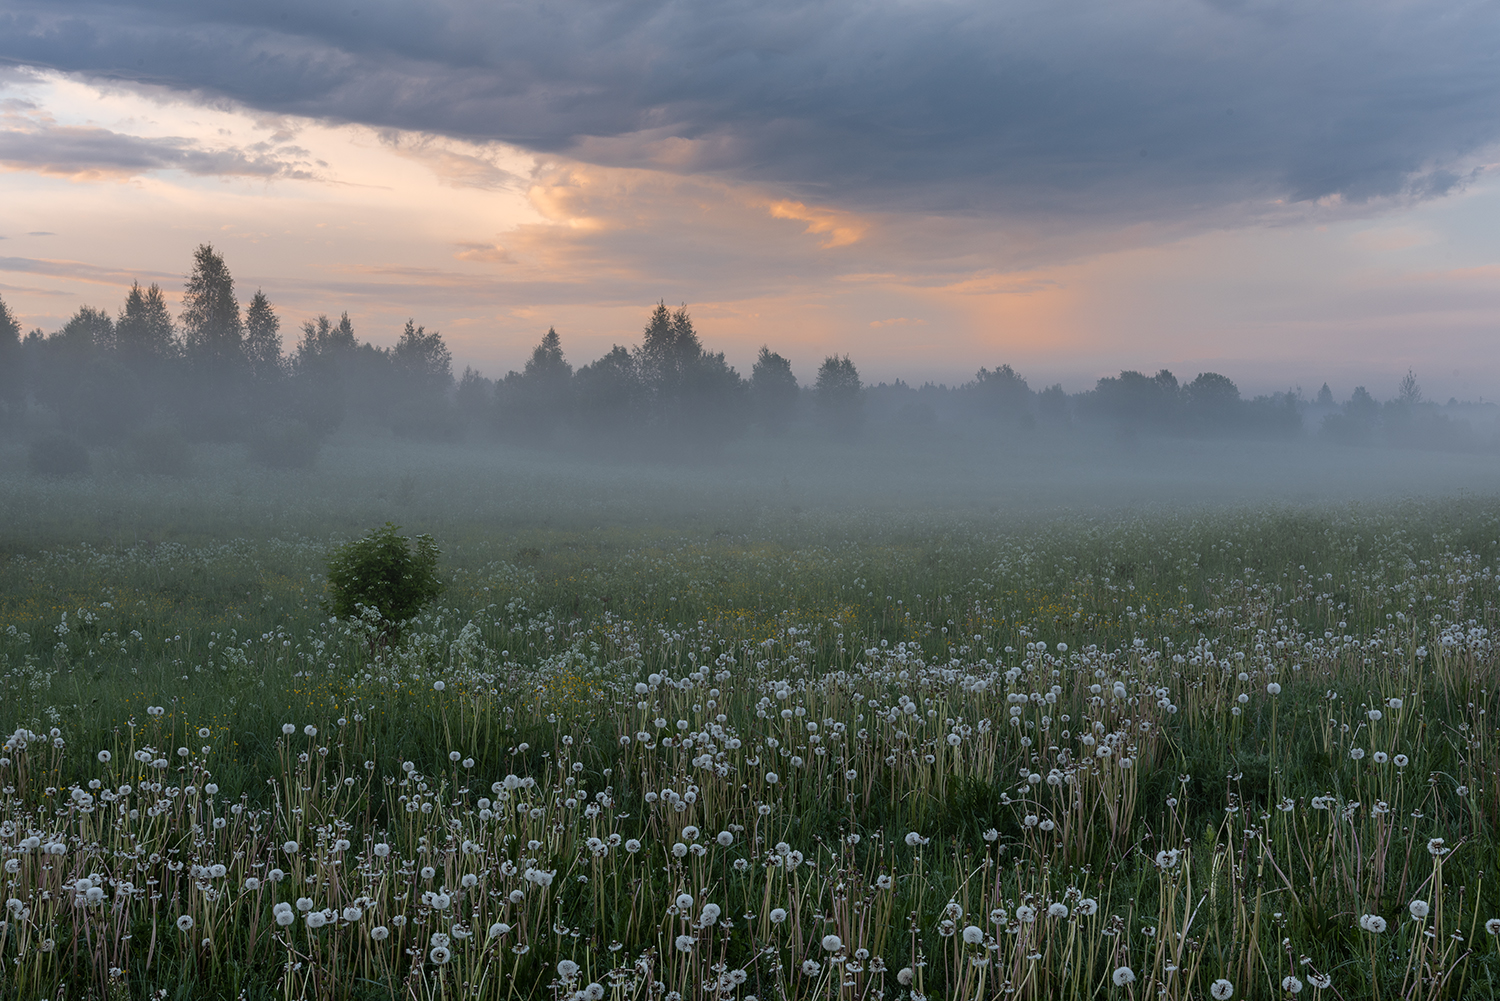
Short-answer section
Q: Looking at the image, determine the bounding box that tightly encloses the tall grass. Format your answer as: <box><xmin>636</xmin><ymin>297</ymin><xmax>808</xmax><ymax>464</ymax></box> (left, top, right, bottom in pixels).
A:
<box><xmin>0</xmin><ymin>482</ymin><xmax>1498</xmax><ymax>997</ymax></box>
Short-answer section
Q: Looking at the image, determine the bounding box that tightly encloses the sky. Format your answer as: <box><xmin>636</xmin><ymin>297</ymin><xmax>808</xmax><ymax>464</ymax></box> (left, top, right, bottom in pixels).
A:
<box><xmin>2</xmin><ymin>0</ymin><xmax>1500</xmax><ymax>399</ymax></box>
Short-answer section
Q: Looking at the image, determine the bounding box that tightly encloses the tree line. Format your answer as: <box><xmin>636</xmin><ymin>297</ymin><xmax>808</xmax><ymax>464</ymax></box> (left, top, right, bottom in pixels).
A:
<box><xmin>0</xmin><ymin>244</ymin><xmax>1484</xmax><ymax>470</ymax></box>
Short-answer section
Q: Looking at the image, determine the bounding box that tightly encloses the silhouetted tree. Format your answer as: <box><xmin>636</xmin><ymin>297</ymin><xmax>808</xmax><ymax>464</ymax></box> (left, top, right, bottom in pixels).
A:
<box><xmin>815</xmin><ymin>354</ymin><xmax>863</xmax><ymax>436</ymax></box>
<box><xmin>57</xmin><ymin>305</ymin><xmax>115</xmax><ymax>353</ymax></box>
<box><xmin>0</xmin><ymin>293</ymin><xmax>21</xmax><ymax>423</ymax></box>
<box><xmin>1037</xmin><ymin>383</ymin><xmax>1070</xmax><ymax>425</ymax></box>
<box><xmin>116</xmin><ymin>282</ymin><xmax>177</xmax><ymax>363</ymax></box>
<box><xmin>970</xmin><ymin>364</ymin><xmax>1033</xmax><ymax>427</ymax></box>
<box><xmin>1316</xmin><ymin>383</ymin><xmax>1334</xmax><ymax>407</ymax></box>
<box><xmin>573</xmin><ymin>345</ymin><xmax>642</xmax><ymax>440</ymax></box>
<box><xmin>1090</xmin><ymin>369</ymin><xmax>1181</xmax><ymax>428</ymax></box>
<box><xmin>635</xmin><ymin>302</ymin><xmax>702</xmax><ymax>406</ymax></box>
<box><xmin>180</xmin><ymin>244</ymin><xmax>242</xmax><ymax>365</ymax></box>
<box><xmin>243</xmin><ymin>290</ymin><xmax>284</xmax><ymax>381</ymax></box>
<box><xmin>393</xmin><ymin>319</ymin><xmax>453</xmax><ymax>393</ymax></box>
<box><xmin>455</xmin><ymin>366</ymin><xmax>494</xmax><ymax>426</ymax></box>
<box><xmin>497</xmin><ymin>327</ymin><xmax>573</xmax><ymax>444</ymax></box>
<box><xmin>1183</xmin><ymin>372</ymin><xmax>1241</xmax><ymax>427</ymax></box>
<box><xmin>1397</xmin><ymin>370</ymin><xmax>1422</xmax><ymax>405</ymax></box>
<box><xmin>751</xmin><ymin>346</ymin><xmax>799</xmax><ymax>434</ymax></box>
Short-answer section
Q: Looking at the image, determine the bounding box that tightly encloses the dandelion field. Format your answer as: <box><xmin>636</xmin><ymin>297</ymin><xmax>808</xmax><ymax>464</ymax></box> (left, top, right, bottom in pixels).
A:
<box><xmin>0</xmin><ymin>440</ymin><xmax>1498</xmax><ymax>1000</ymax></box>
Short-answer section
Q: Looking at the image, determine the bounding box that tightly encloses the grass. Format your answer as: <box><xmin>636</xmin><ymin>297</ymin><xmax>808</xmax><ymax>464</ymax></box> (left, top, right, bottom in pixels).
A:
<box><xmin>0</xmin><ymin>432</ymin><xmax>1497</xmax><ymax>999</ymax></box>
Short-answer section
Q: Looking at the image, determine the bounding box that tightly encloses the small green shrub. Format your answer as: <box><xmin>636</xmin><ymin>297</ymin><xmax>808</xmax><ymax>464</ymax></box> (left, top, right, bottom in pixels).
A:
<box><xmin>247</xmin><ymin>419</ymin><xmax>320</xmax><ymax>470</ymax></box>
<box><xmin>325</xmin><ymin>523</ymin><xmax>443</xmax><ymax>628</ymax></box>
<box><xmin>130</xmin><ymin>423</ymin><xmax>192</xmax><ymax>475</ymax></box>
<box><xmin>26</xmin><ymin>432</ymin><xmax>90</xmax><ymax>476</ymax></box>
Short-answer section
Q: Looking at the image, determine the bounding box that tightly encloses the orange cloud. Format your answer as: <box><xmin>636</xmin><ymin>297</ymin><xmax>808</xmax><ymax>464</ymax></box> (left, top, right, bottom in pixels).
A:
<box><xmin>767</xmin><ymin>200</ymin><xmax>868</xmax><ymax>248</ymax></box>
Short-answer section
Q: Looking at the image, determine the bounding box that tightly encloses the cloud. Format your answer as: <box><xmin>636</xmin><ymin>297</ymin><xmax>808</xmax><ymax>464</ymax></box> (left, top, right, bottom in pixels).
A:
<box><xmin>0</xmin><ymin>101</ymin><xmax>320</xmax><ymax>180</ymax></box>
<box><xmin>869</xmin><ymin>317</ymin><xmax>927</xmax><ymax>328</ymax></box>
<box><xmin>3</xmin><ymin>0</ymin><xmax>1498</xmax><ymax>233</ymax></box>
<box><xmin>0</xmin><ymin>254</ymin><xmax>173</xmax><ymax>286</ymax></box>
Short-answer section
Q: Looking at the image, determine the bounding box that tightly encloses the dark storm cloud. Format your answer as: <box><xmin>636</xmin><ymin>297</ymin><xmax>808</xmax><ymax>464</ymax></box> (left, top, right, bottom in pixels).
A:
<box><xmin>2</xmin><ymin>0</ymin><xmax>1498</xmax><ymax>220</ymax></box>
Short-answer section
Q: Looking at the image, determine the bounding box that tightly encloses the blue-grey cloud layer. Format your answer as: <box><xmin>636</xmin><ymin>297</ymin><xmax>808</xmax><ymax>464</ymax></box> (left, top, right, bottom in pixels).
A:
<box><xmin>2</xmin><ymin>0</ymin><xmax>1498</xmax><ymax>220</ymax></box>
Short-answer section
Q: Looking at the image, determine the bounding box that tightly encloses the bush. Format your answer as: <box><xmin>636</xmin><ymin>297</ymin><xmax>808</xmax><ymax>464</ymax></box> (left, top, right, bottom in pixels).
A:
<box><xmin>26</xmin><ymin>432</ymin><xmax>89</xmax><ymax>476</ymax></box>
<box><xmin>247</xmin><ymin>419</ymin><xmax>320</xmax><ymax>470</ymax></box>
<box><xmin>325</xmin><ymin>523</ymin><xmax>443</xmax><ymax>629</ymax></box>
<box><xmin>130</xmin><ymin>423</ymin><xmax>192</xmax><ymax>475</ymax></box>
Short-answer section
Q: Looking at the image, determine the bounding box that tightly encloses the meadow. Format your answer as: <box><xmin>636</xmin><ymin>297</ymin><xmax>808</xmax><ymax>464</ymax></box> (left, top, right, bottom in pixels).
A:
<box><xmin>0</xmin><ymin>430</ymin><xmax>1497</xmax><ymax>1000</ymax></box>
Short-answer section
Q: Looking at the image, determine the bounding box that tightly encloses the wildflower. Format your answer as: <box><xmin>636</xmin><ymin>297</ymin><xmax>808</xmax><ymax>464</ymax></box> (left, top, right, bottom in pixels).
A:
<box><xmin>675</xmin><ymin>934</ymin><xmax>695</xmax><ymax>953</ymax></box>
<box><xmin>717</xmin><ymin>831</ymin><xmax>734</xmax><ymax>846</ymax></box>
<box><xmin>822</xmin><ymin>933</ymin><xmax>843</xmax><ymax>951</ymax></box>
<box><xmin>1210</xmin><ymin>979</ymin><xmax>1234</xmax><ymax>999</ymax></box>
<box><xmin>1373</xmin><ymin>752</ymin><xmax>1388</xmax><ymax>764</ymax></box>
<box><xmin>1266</xmin><ymin>682</ymin><xmax>1281</xmax><ymax>695</ymax></box>
<box><xmin>904</xmin><ymin>831</ymin><xmax>926</xmax><ymax>847</ymax></box>
<box><xmin>1367</xmin><ymin>709</ymin><xmax>1382</xmax><ymax>722</ymax></box>
<box><xmin>461</xmin><ymin>873</ymin><xmax>478</xmax><ymax>888</ymax></box>
<box><xmin>676</xmin><ymin>893</ymin><xmax>694</xmax><ymax>911</ymax></box>
<box><xmin>1113</xmin><ymin>966</ymin><xmax>1136</xmax><ymax>986</ymax></box>
<box><xmin>1350</xmin><ymin>748</ymin><xmax>1365</xmax><ymax>760</ymax></box>
<box><xmin>625</xmin><ymin>839</ymin><xmax>642</xmax><ymax>853</ymax></box>
<box><xmin>244</xmin><ymin>877</ymin><xmax>260</xmax><ymax>891</ymax></box>
<box><xmin>282</xmin><ymin>724</ymin><xmax>296</xmax><ymax>735</ymax></box>
<box><xmin>373</xmin><ymin>843</ymin><xmax>391</xmax><ymax>858</ymax></box>
<box><xmin>1409</xmin><ymin>900</ymin><xmax>1430</xmax><ymax>920</ymax></box>
<box><xmin>558</xmin><ymin>959</ymin><xmax>580</xmax><ymax>980</ymax></box>
<box><xmin>764</xmin><ymin>772</ymin><xmax>779</xmax><ymax>784</ymax></box>
<box><xmin>962</xmin><ymin>925</ymin><xmax>984</xmax><ymax>944</ymax></box>
<box><xmin>1394</xmin><ymin>754</ymin><xmax>1409</xmax><ymax>767</ymax></box>
<box><xmin>274</xmin><ymin>904</ymin><xmax>295</xmax><ymax>927</ymax></box>
<box><xmin>1359</xmin><ymin>914</ymin><xmax>1387</xmax><ymax>933</ymax></box>
<box><xmin>303</xmin><ymin>725</ymin><xmax>317</xmax><ymax>737</ymax></box>
<box><xmin>433</xmin><ymin>681</ymin><xmax>445</xmax><ymax>691</ymax></box>
<box><xmin>1015</xmin><ymin>904</ymin><xmax>1036</xmax><ymax>923</ymax></box>
<box><xmin>176</xmin><ymin>915</ymin><xmax>194</xmax><ymax>932</ymax></box>
<box><xmin>583</xmin><ymin>985</ymin><xmax>605</xmax><ymax>1000</ymax></box>
<box><xmin>297</xmin><ymin>898</ymin><xmax>314</xmax><ymax>912</ymax></box>
<box><xmin>1387</xmin><ymin>697</ymin><xmax>1403</xmax><ymax>709</ymax></box>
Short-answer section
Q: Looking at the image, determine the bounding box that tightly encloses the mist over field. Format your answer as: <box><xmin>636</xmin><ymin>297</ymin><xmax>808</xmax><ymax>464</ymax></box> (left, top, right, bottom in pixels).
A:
<box><xmin>5</xmin><ymin>0</ymin><xmax>1500</xmax><ymax>997</ymax></box>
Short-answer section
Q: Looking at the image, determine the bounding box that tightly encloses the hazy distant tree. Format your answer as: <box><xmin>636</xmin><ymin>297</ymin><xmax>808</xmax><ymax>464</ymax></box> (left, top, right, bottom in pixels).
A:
<box><xmin>815</xmin><ymin>354</ymin><xmax>863</xmax><ymax>436</ymax></box>
<box><xmin>1397</xmin><ymin>370</ymin><xmax>1422</xmax><ymax>405</ymax></box>
<box><xmin>1090</xmin><ymin>369</ymin><xmax>1182</xmax><ymax>428</ymax></box>
<box><xmin>1348</xmin><ymin>386</ymin><xmax>1379</xmax><ymax>418</ymax></box>
<box><xmin>393</xmin><ymin>319</ymin><xmax>453</xmax><ymax>393</ymax></box>
<box><xmin>751</xmin><ymin>346</ymin><xmax>799</xmax><ymax>434</ymax></box>
<box><xmin>971</xmin><ymin>364</ymin><xmax>1033</xmax><ymax>427</ymax></box>
<box><xmin>455</xmin><ymin>366</ymin><xmax>494</xmax><ymax>424</ymax></box>
<box><xmin>1316</xmin><ymin>383</ymin><xmax>1334</xmax><ymax>407</ymax></box>
<box><xmin>1184</xmin><ymin>372</ymin><xmax>1241</xmax><ymax>428</ymax></box>
<box><xmin>56</xmin><ymin>305</ymin><xmax>115</xmax><ymax>353</ymax></box>
<box><xmin>242</xmin><ymin>290</ymin><xmax>284</xmax><ymax>381</ymax></box>
<box><xmin>497</xmin><ymin>327</ymin><xmax>573</xmax><ymax>443</ymax></box>
<box><xmin>0</xmin><ymin>293</ymin><xmax>20</xmax><ymax>421</ymax></box>
<box><xmin>573</xmin><ymin>345</ymin><xmax>643</xmax><ymax>438</ymax></box>
<box><xmin>635</xmin><ymin>302</ymin><xmax>702</xmax><ymax>404</ymax></box>
<box><xmin>116</xmin><ymin>282</ymin><xmax>177</xmax><ymax>362</ymax></box>
<box><xmin>295</xmin><ymin>313</ymin><xmax>359</xmax><ymax>366</ymax></box>
<box><xmin>180</xmin><ymin>244</ymin><xmax>242</xmax><ymax>365</ymax></box>
<box><xmin>1037</xmin><ymin>383</ymin><xmax>1070</xmax><ymax>425</ymax></box>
